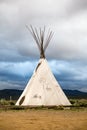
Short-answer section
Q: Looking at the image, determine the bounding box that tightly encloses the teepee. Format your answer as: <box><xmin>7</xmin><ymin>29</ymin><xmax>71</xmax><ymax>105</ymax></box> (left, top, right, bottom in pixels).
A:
<box><xmin>16</xmin><ymin>26</ymin><xmax>71</xmax><ymax>106</ymax></box>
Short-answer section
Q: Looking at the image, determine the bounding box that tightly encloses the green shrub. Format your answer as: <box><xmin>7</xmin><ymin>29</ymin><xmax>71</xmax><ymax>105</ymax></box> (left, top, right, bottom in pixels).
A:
<box><xmin>0</xmin><ymin>99</ymin><xmax>16</xmax><ymax>106</ymax></box>
<box><xmin>9</xmin><ymin>101</ymin><xmax>15</xmax><ymax>105</ymax></box>
<box><xmin>11</xmin><ymin>106</ymin><xmax>25</xmax><ymax>110</ymax></box>
<box><xmin>0</xmin><ymin>99</ymin><xmax>9</xmax><ymax>105</ymax></box>
<box><xmin>70</xmin><ymin>99</ymin><xmax>87</xmax><ymax>107</ymax></box>
<box><xmin>70</xmin><ymin>99</ymin><xmax>75</xmax><ymax>104</ymax></box>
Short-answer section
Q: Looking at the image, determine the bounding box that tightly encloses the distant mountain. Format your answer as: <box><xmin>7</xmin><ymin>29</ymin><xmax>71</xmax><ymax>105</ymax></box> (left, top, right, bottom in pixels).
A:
<box><xmin>0</xmin><ymin>89</ymin><xmax>87</xmax><ymax>100</ymax></box>
<box><xmin>0</xmin><ymin>89</ymin><xmax>23</xmax><ymax>100</ymax></box>
<box><xmin>64</xmin><ymin>90</ymin><xmax>87</xmax><ymax>99</ymax></box>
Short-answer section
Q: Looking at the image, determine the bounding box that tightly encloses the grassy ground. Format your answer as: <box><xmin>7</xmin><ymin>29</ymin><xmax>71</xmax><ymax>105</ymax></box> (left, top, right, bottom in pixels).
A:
<box><xmin>0</xmin><ymin>109</ymin><xmax>87</xmax><ymax>130</ymax></box>
<box><xmin>0</xmin><ymin>99</ymin><xmax>87</xmax><ymax>130</ymax></box>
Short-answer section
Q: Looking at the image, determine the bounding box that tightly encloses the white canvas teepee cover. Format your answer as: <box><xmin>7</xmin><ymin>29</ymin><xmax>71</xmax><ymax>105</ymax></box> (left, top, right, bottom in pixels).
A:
<box><xmin>16</xmin><ymin>58</ymin><xmax>71</xmax><ymax>106</ymax></box>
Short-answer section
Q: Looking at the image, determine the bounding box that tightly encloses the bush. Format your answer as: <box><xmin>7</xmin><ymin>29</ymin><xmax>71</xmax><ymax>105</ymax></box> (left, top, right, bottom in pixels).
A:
<box><xmin>0</xmin><ymin>99</ymin><xmax>16</xmax><ymax>106</ymax></box>
<box><xmin>70</xmin><ymin>99</ymin><xmax>75</xmax><ymax>105</ymax></box>
<box><xmin>9</xmin><ymin>101</ymin><xmax>15</xmax><ymax>105</ymax></box>
<box><xmin>11</xmin><ymin>106</ymin><xmax>25</xmax><ymax>110</ymax></box>
<box><xmin>0</xmin><ymin>99</ymin><xmax>9</xmax><ymax>105</ymax></box>
<box><xmin>70</xmin><ymin>99</ymin><xmax>87</xmax><ymax>107</ymax></box>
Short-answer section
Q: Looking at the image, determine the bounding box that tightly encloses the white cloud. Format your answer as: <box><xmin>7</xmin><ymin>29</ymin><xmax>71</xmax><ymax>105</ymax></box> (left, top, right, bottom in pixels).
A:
<box><xmin>0</xmin><ymin>61</ymin><xmax>37</xmax><ymax>77</ymax></box>
<box><xmin>0</xmin><ymin>81</ymin><xmax>22</xmax><ymax>90</ymax></box>
<box><xmin>0</xmin><ymin>0</ymin><xmax>87</xmax><ymax>61</ymax></box>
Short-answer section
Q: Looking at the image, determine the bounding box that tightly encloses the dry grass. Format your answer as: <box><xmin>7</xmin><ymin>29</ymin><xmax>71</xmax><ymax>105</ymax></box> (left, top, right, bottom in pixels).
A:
<box><xmin>0</xmin><ymin>109</ymin><xmax>87</xmax><ymax>130</ymax></box>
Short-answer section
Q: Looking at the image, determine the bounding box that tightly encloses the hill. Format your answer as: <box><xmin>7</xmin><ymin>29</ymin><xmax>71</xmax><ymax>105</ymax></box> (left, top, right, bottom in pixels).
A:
<box><xmin>64</xmin><ymin>89</ymin><xmax>87</xmax><ymax>99</ymax></box>
<box><xmin>0</xmin><ymin>89</ymin><xmax>87</xmax><ymax>100</ymax></box>
<box><xmin>0</xmin><ymin>89</ymin><xmax>22</xmax><ymax>100</ymax></box>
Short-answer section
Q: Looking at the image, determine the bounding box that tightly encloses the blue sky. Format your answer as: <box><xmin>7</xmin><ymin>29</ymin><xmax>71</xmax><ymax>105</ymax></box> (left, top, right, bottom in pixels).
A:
<box><xmin>0</xmin><ymin>0</ymin><xmax>87</xmax><ymax>92</ymax></box>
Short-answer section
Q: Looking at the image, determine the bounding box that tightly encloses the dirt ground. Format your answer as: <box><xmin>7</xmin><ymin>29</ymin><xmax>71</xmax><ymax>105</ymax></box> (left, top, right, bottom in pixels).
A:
<box><xmin>0</xmin><ymin>109</ymin><xmax>87</xmax><ymax>130</ymax></box>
